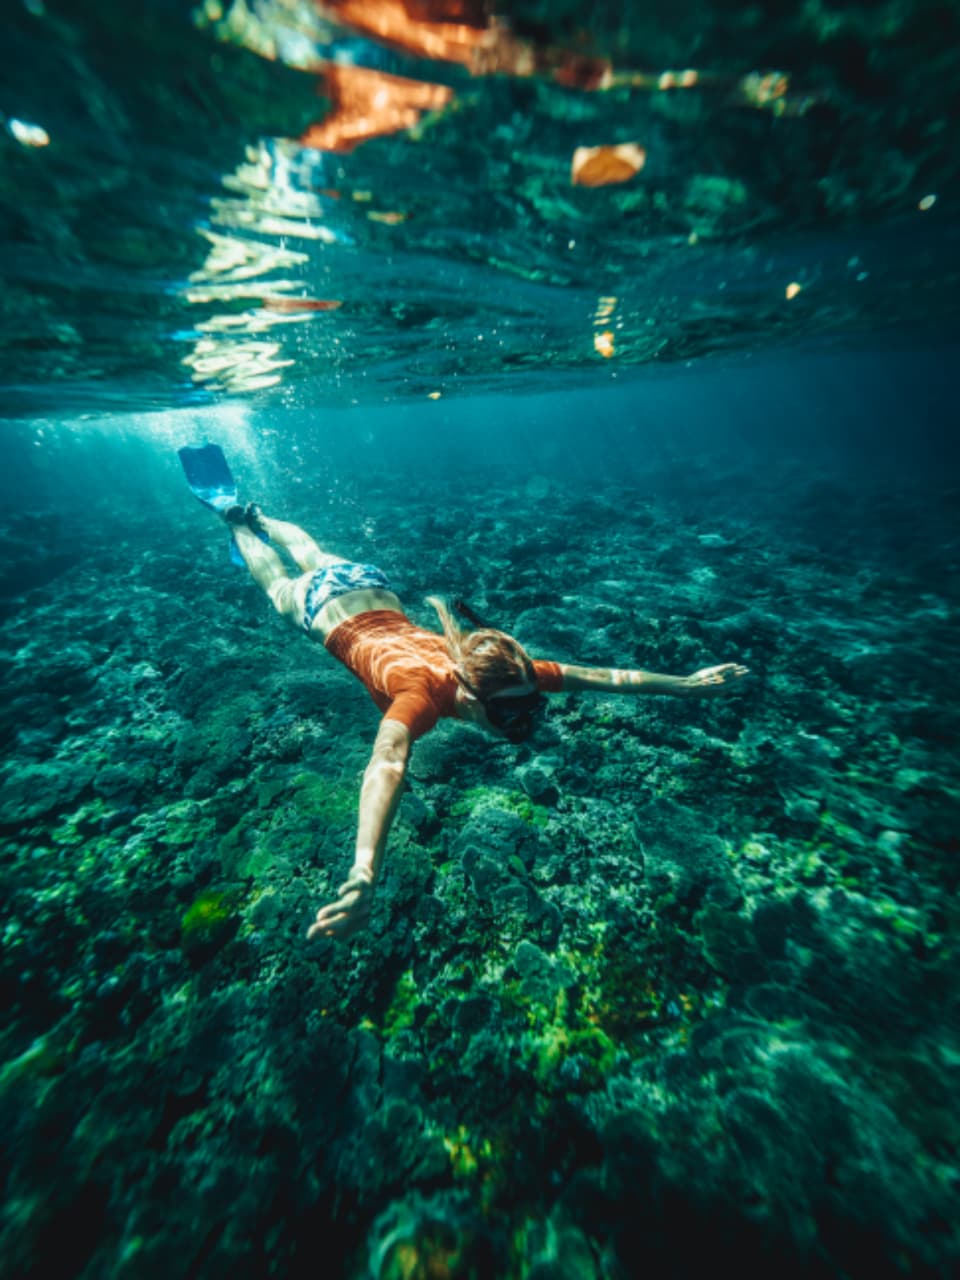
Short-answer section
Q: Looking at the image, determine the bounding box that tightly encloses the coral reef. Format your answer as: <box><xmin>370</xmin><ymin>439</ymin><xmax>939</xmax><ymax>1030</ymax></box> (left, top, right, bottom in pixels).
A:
<box><xmin>0</xmin><ymin>461</ymin><xmax>957</xmax><ymax>1278</ymax></box>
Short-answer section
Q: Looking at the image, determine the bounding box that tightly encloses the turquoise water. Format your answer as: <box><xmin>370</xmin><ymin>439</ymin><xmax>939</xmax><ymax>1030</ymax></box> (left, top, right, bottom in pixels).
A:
<box><xmin>1</xmin><ymin>3</ymin><xmax>959</xmax><ymax>1278</ymax></box>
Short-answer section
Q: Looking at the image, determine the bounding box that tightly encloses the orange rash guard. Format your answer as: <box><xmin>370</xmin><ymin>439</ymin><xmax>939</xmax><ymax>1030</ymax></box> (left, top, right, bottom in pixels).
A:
<box><xmin>325</xmin><ymin>610</ymin><xmax>564</xmax><ymax>740</ymax></box>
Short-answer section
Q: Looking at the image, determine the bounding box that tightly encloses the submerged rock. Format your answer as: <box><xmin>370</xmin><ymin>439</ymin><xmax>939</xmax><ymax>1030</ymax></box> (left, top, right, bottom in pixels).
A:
<box><xmin>633</xmin><ymin>796</ymin><xmax>731</xmax><ymax>904</ymax></box>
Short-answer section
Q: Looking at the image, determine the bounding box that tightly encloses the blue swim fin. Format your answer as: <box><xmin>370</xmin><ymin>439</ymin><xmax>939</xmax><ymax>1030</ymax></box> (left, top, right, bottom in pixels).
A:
<box><xmin>178</xmin><ymin>442</ymin><xmax>270</xmax><ymax>566</ymax></box>
<box><xmin>178</xmin><ymin>442</ymin><xmax>238</xmax><ymax>513</ymax></box>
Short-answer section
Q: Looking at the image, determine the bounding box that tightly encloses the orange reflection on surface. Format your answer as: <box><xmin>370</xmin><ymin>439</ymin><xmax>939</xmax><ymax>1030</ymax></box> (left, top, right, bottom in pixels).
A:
<box><xmin>367</xmin><ymin>209</ymin><xmax>407</xmax><ymax>224</ymax></box>
<box><xmin>738</xmin><ymin>71</ymin><xmax>788</xmax><ymax>107</ymax></box>
<box><xmin>657</xmin><ymin>69</ymin><xmax>699</xmax><ymax>90</ymax></box>
<box><xmin>320</xmin><ymin>0</ymin><xmax>613</xmax><ymax>86</ymax></box>
<box><xmin>300</xmin><ymin>2</ymin><xmax>659</xmax><ymax>153</ymax></box>
<box><xmin>301</xmin><ymin>63</ymin><xmax>452</xmax><ymax>152</ymax></box>
<box><xmin>261</xmin><ymin>296</ymin><xmax>343</xmax><ymax>312</ymax></box>
<box><xmin>572</xmin><ymin>144</ymin><xmax>646</xmax><ymax>187</ymax></box>
<box><xmin>322</xmin><ymin>0</ymin><xmax>489</xmax><ymax>68</ymax></box>
<box><xmin>734</xmin><ymin>70</ymin><xmax>817</xmax><ymax>116</ymax></box>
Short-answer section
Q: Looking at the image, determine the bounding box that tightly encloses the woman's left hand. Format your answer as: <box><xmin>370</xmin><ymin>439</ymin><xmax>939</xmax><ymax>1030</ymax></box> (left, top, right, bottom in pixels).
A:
<box><xmin>307</xmin><ymin>867</ymin><xmax>375</xmax><ymax>941</ymax></box>
<box><xmin>682</xmin><ymin>663</ymin><xmax>750</xmax><ymax>696</ymax></box>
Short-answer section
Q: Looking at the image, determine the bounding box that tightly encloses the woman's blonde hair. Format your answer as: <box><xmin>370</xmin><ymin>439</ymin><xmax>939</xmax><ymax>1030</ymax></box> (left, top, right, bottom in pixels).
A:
<box><xmin>426</xmin><ymin>596</ymin><xmax>534</xmax><ymax>698</ymax></box>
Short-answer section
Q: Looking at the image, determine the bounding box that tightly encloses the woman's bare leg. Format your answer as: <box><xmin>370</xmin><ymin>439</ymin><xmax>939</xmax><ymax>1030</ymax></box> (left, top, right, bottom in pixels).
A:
<box><xmin>232</xmin><ymin>525</ymin><xmax>310</xmax><ymax>624</ymax></box>
<box><xmin>255</xmin><ymin>515</ymin><xmax>343</xmax><ymax>572</ymax></box>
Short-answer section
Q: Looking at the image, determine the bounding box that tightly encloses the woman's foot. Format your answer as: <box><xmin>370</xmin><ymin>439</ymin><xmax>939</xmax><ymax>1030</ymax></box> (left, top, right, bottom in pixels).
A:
<box><xmin>222</xmin><ymin>503</ymin><xmax>267</xmax><ymax>536</ymax></box>
<box><xmin>244</xmin><ymin>503</ymin><xmax>267</xmax><ymax>536</ymax></box>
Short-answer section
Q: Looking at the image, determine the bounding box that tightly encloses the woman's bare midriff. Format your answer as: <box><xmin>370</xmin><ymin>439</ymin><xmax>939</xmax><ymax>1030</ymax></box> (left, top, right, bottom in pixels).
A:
<box><xmin>314</xmin><ymin>587</ymin><xmax>406</xmax><ymax>643</ymax></box>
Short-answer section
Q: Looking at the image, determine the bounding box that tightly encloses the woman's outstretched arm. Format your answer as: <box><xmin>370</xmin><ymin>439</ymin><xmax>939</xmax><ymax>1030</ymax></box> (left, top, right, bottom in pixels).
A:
<box><xmin>307</xmin><ymin>717</ymin><xmax>412</xmax><ymax>941</ymax></box>
<box><xmin>557</xmin><ymin>661</ymin><xmax>749</xmax><ymax>698</ymax></box>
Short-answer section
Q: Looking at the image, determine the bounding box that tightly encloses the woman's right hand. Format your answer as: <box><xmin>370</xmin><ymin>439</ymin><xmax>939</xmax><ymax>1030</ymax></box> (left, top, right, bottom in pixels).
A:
<box><xmin>307</xmin><ymin>867</ymin><xmax>375</xmax><ymax>941</ymax></box>
<box><xmin>681</xmin><ymin>662</ymin><xmax>750</xmax><ymax>696</ymax></box>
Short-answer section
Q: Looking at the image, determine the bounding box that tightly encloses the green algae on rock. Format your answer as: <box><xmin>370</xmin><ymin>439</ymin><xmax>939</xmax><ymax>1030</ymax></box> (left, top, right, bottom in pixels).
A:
<box><xmin>180</xmin><ymin>889</ymin><xmax>242</xmax><ymax>964</ymax></box>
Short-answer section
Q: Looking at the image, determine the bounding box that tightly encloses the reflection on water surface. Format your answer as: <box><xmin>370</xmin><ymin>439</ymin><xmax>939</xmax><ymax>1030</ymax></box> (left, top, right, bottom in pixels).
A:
<box><xmin>1</xmin><ymin>0</ymin><xmax>958</xmax><ymax>411</ymax></box>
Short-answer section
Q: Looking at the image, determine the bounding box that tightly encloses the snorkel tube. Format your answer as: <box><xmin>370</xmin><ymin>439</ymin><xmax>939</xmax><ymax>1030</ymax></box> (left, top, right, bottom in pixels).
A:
<box><xmin>452</xmin><ymin>598</ymin><xmax>496</xmax><ymax>630</ymax></box>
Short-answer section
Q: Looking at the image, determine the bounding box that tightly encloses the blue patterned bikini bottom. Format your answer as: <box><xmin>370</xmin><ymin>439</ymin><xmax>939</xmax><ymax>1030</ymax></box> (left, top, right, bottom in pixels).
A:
<box><xmin>302</xmin><ymin>561</ymin><xmax>392</xmax><ymax>632</ymax></box>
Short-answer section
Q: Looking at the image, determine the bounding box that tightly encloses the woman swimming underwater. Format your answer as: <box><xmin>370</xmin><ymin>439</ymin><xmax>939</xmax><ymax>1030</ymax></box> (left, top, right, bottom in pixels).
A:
<box><xmin>214</xmin><ymin>496</ymin><xmax>748</xmax><ymax>942</ymax></box>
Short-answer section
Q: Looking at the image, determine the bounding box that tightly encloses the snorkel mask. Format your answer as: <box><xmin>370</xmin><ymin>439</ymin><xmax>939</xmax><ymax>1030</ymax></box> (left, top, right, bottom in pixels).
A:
<box><xmin>483</xmin><ymin>688</ymin><xmax>547</xmax><ymax>743</ymax></box>
<box><xmin>455</xmin><ymin>669</ymin><xmax>547</xmax><ymax>743</ymax></box>
<box><xmin>452</xmin><ymin>599</ymin><xmax>548</xmax><ymax>742</ymax></box>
